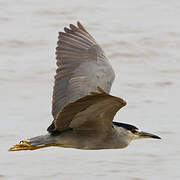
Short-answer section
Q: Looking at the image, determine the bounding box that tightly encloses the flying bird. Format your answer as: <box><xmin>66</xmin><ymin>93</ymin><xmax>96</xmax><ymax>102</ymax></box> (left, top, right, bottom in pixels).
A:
<box><xmin>9</xmin><ymin>22</ymin><xmax>161</xmax><ymax>151</ymax></box>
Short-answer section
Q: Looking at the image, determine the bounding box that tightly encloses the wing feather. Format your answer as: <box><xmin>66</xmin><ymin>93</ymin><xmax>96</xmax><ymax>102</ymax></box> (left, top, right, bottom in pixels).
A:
<box><xmin>48</xmin><ymin>22</ymin><xmax>115</xmax><ymax>133</ymax></box>
<box><xmin>54</xmin><ymin>88</ymin><xmax>127</xmax><ymax>132</ymax></box>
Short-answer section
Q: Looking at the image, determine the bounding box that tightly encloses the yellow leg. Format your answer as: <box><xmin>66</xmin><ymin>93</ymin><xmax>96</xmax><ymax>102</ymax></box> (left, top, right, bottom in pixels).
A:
<box><xmin>9</xmin><ymin>140</ymin><xmax>53</xmax><ymax>151</ymax></box>
<box><xmin>9</xmin><ymin>140</ymin><xmax>73</xmax><ymax>151</ymax></box>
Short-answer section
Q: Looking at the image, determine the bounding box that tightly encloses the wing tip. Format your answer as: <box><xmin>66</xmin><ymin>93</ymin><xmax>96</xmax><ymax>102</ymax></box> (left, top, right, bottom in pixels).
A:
<box><xmin>77</xmin><ymin>21</ymin><xmax>88</xmax><ymax>34</ymax></box>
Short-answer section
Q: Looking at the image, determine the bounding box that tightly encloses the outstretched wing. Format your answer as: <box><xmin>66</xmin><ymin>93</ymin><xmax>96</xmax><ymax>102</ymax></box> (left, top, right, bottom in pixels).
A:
<box><xmin>53</xmin><ymin>87</ymin><xmax>127</xmax><ymax>132</ymax></box>
<box><xmin>48</xmin><ymin>22</ymin><xmax>115</xmax><ymax>132</ymax></box>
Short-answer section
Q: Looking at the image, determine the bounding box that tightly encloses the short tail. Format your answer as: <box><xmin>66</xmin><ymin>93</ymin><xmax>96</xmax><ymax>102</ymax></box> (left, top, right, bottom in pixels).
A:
<box><xmin>29</xmin><ymin>134</ymin><xmax>54</xmax><ymax>146</ymax></box>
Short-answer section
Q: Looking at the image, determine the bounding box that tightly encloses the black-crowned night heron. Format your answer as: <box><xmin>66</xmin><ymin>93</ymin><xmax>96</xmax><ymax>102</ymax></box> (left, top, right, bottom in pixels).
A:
<box><xmin>9</xmin><ymin>22</ymin><xmax>161</xmax><ymax>151</ymax></box>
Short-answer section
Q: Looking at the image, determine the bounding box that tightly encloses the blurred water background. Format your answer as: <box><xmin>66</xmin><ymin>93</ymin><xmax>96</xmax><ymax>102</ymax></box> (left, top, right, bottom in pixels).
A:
<box><xmin>0</xmin><ymin>0</ymin><xmax>180</xmax><ymax>179</ymax></box>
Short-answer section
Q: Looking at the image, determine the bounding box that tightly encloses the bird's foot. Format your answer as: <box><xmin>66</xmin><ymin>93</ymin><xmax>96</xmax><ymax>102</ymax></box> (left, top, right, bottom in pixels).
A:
<box><xmin>9</xmin><ymin>140</ymin><xmax>38</xmax><ymax>151</ymax></box>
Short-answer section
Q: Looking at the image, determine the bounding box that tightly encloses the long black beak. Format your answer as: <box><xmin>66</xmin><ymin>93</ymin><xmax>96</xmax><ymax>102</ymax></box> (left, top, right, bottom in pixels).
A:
<box><xmin>138</xmin><ymin>131</ymin><xmax>161</xmax><ymax>139</ymax></box>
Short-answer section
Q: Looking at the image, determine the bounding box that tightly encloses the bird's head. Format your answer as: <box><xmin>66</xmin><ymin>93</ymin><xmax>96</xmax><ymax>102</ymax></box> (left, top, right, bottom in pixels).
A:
<box><xmin>113</xmin><ymin>122</ymin><xmax>161</xmax><ymax>140</ymax></box>
<box><xmin>129</xmin><ymin>128</ymin><xmax>161</xmax><ymax>140</ymax></box>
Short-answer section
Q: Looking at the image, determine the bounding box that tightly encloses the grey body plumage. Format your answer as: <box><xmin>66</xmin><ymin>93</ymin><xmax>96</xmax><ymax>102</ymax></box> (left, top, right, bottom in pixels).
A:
<box><xmin>28</xmin><ymin>121</ymin><xmax>160</xmax><ymax>150</ymax></box>
<box><xmin>29</xmin><ymin>125</ymin><xmax>131</xmax><ymax>149</ymax></box>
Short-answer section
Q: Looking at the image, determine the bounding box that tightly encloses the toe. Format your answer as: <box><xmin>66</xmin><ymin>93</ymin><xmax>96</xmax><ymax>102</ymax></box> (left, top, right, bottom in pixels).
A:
<box><xmin>9</xmin><ymin>140</ymin><xmax>33</xmax><ymax>151</ymax></box>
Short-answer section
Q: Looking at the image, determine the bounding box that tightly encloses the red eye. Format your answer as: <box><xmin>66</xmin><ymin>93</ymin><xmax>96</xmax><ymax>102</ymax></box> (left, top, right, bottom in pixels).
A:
<box><xmin>131</xmin><ymin>129</ymin><xmax>136</xmax><ymax>133</ymax></box>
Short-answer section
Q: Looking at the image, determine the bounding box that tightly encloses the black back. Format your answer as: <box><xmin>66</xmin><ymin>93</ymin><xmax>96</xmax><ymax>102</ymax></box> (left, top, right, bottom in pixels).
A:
<box><xmin>113</xmin><ymin>122</ymin><xmax>138</xmax><ymax>131</ymax></box>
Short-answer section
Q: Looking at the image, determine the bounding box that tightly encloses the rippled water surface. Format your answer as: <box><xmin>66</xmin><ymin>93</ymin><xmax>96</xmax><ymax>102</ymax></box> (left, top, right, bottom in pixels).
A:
<box><xmin>1</xmin><ymin>0</ymin><xmax>180</xmax><ymax>179</ymax></box>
